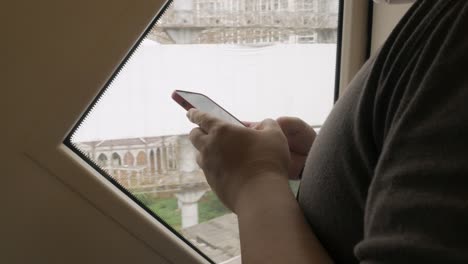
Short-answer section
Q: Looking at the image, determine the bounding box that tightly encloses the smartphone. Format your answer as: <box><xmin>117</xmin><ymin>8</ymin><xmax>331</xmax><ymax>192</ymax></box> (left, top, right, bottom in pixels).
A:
<box><xmin>172</xmin><ymin>90</ymin><xmax>245</xmax><ymax>127</ymax></box>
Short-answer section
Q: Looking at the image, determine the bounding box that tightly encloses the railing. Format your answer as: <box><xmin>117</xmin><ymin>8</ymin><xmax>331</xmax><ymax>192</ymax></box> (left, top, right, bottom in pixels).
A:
<box><xmin>105</xmin><ymin>168</ymin><xmax>209</xmax><ymax>193</ymax></box>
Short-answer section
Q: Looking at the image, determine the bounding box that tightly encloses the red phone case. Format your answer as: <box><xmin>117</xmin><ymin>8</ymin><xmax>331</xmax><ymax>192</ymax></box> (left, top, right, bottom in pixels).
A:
<box><xmin>171</xmin><ymin>90</ymin><xmax>195</xmax><ymax>111</ymax></box>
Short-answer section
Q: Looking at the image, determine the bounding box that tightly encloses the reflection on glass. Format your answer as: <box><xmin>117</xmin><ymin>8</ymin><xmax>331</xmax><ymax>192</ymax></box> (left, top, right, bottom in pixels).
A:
<box><xmin>70</xmin><ymin>0</ymin><xmax>338</xmax><ymax>263</ymax></box>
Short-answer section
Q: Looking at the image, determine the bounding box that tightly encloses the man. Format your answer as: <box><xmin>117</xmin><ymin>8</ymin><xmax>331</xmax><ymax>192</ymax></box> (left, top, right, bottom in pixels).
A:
<box><xmin>187</xmin><ymin>0</ymin><xmax>468</xmax><ymax>263</ymax></box>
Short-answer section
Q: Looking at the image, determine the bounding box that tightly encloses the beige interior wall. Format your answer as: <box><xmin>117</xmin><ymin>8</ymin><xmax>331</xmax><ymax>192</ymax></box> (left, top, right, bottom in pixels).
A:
<box><xmin>371</xmin><ymin>2</ymin><xmax>413</xmax><ymax>55</ymax></box>
<box><xmin>339</xmin><ymin>0</ymin><xmax>370</xmax><ymax>93</ymax></box>
<box><xmin>1</xmin><ymin>1</ymin><xmax>208</xmax><ymax>263</ymax></box>
<box><xmin>340</xmin><ymin>1</ymin><xmax>413</xmax><ymax>94</ymax></box>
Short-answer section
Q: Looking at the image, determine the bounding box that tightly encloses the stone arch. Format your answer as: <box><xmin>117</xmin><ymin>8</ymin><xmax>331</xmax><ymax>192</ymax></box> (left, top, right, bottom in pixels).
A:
<box><xmin>124</xmin><ymin>151</ymin><xmax>134</xmax><ymax>166</ymax></box>
<box><xmin>111</xmin><ymin>152</ymin><xmax>121</xmax><ymax>166</ymax></box>
<box><xmin>136</xmin><ymin>151</ymin><xmax>147</xmax><ymax>166</ymax></box>
<box><xmin>97</xmin><ymin>153</ymin><xmax>108</xmax><ymax>167</ymax></box>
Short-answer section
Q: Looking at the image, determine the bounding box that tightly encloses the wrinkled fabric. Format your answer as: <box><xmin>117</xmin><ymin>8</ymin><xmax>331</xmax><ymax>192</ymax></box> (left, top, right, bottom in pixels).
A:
<box><xmin>299</xmin><ymin>0</ymin><xmax>468</xmax><ymax>263</ymax></box>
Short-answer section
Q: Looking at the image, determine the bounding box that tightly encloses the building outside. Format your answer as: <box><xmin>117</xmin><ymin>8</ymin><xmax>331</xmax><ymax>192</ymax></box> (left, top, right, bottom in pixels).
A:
<box><xmin>150</xmin><ymin>0</ymin><xmax>338</xmax><ymax>45</ymax></box>
<box><xmin>76</xmin><ymin>135</ymin><xmax>194</xmax><ymax>190</ymax></box>
<box><xmin>76</xmin><ymin>134</ymin><xmax>211</xmax><ymax>228</ymax></box>
<box><xmin>75</xmin><ymin>0</ymin><xmax>338</xmax><ymax>262</ymax></box>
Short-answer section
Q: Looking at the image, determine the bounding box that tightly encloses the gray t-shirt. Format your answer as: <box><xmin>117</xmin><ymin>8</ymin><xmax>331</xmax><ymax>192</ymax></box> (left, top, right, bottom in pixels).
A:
<box><xmin>299</xmin><ymin>0</ymin><xmax>468</xmax><ymax>263</ymax></box>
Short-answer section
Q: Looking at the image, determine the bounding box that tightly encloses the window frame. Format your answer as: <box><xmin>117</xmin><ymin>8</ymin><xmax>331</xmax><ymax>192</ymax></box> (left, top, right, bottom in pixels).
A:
<box><xmin>63</xmin><ymin>0</ymin><xmax>359</xmax><ymax>263</ymax></box>
<box><xmin>63</xmin><ymin>0</ymin><xmax>218</xmax><ymax>263</ymax></box>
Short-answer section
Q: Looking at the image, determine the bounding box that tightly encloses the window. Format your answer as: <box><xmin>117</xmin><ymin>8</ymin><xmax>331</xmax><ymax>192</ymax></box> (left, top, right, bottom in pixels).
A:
<box><xmin>65</xmin><ymin>0</ymin><xmax>342</xmax><ymax>263</ymax></box>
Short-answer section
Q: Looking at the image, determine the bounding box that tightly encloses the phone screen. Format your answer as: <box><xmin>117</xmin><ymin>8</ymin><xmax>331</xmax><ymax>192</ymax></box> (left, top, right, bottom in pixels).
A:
<box><xmin>174</xmin><ymin>91</ymin><xmax>244</xmax><ymax>126</ymax></box>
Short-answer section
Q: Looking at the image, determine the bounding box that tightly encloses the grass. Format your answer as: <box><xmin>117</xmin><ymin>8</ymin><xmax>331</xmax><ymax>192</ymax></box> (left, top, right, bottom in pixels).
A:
<box><xmin>134</xmin><ymin>181</ymin><xmax>301</xmax><ymax>232</ymax></box>
<box><xmin>198</xmin><ymin>191</ymin><xmax>230</xmax><ymax>223</ymax></box>
<box><xmin>135</xmin><ymin>191</ymin><xmax>230</xmax><ymax>231</ymax></box>
<box><xmin>147</xmin><ymin>197</ymin><xmax>182</xmax><ymax>231</ymax></box>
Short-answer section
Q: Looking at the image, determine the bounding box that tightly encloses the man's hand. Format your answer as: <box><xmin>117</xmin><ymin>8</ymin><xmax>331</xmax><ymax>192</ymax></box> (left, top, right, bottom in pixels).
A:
<box><xmin>188</xmin><ymin>110</ymin><xmax>331</xmax><ymax>264</ymax></box>
<box><xmin>248</xmin><ymin>117</ymin><xmax>316</xmax><ymax>179</ymax></box>
<box><xmin>187</xmin><ymin>109</ymin><xmax>290</xmax><ymax>213</ymax></box>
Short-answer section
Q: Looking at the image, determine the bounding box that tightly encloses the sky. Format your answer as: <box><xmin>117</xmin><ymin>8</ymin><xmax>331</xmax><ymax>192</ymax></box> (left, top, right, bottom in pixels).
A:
<box><xmin>73</xmin><ymin>39</ymin><xmax>336</xmax><ymax>142</ymax></box>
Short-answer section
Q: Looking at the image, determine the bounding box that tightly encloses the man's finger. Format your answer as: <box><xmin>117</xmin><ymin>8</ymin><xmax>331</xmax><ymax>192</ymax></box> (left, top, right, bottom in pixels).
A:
<box><xmin>187</xmin><ymin>109</ymin><xmax>220</xmax><ymax>133</ymax></box>
<box><xmin>276</xmin><ymin>116</ymin><xmax>306</xmax><ymax>136</ymax></box>
<box><xmin>188</xmin><ymin>127</ymin><xmax>208</xmax><ymax>151</ymax></box>
<box><xmin>242</xmin><ymin>121</ymin><xmax>260</xmax><ymax>128</ymax></box>
<box><xmin>195</xmin><ymin>153</ymin><xmax>204</xmax><ymax>169</ymax></box>
<box><xmin>254</xmin><ymin>118</ymin><xmax>279</xmax><ymax>130</ymax></box>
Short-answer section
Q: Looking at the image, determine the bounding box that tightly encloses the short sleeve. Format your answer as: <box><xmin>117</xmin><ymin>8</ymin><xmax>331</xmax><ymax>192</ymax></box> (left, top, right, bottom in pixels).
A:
<box><xmin>354</xmin><ymin>6</ymin><xmax>468</xmax><ymax>264</ymax></box>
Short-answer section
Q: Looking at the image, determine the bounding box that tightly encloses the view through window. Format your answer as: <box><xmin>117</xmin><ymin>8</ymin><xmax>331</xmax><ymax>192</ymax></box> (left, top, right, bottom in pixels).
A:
<box><xmin>67</xmin><ymin>0</ymin><xmax>340</xmax><ymax>263</ymax></box>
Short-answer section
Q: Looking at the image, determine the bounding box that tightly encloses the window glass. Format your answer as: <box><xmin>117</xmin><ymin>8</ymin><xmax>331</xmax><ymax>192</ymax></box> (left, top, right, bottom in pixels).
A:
<box><xmin>66</xmin><ymin>0</ymin><xmax>340</xmax><ymax>262</ymax></box>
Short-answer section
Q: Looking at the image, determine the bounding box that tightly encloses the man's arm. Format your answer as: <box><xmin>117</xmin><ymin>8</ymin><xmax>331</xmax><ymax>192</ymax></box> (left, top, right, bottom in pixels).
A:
<box><xmin>355</xmin><ymin>12</ymin><xmax>468</xmax><ymax>262</ymax></box>
<box><xmin>236</xmin><ymin>174</ymin><xmax>332</xmax><ymax>264</ymax></box>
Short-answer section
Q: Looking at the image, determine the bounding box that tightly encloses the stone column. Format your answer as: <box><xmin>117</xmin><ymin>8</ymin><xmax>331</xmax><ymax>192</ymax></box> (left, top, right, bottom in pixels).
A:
<box><xmin>177</xmin><ymin>137</ymin><xmax>198</xmax><ymax>172</ymax></box>
<box><xmin>175</xmin><ymin>188</ymin><xmax>206</xmax><ymax>228</ymax></box>
<box><xmin>91</xmin><ymin>145</ymin><xmax>96</xmax><ymax>160</ymax></box>
<box><xmin>147</xmin><ymin>148</ymin><xmax>151</xmax><ymax>172</ymax></box>
<box><xmin>288</xmin><ymin>0</ymin><xmax>295</xmax><ymax>11</ymax></box>
<box><xmin>127</xmin><ymin>172</ymin><xmax>131</xmax><ymax>188</ymax></box>
<box><xmin>137</xmin><ymin>171</ymin><xmax>142</xmax><ymax>186</ymax></box>
<box><xmin>173</xmin><ymin>143</ymin><xmax>178</xmax><ymax>170</ymax></box>
<box><xmin>116</xmin><ymin>170</ymin><xmax>121</xmax><ymax>181</ymax></box>
<box><xmin>108</xmin><ymin>155</ymin><xmax>113</xmax><ymax>173</ymax></box>
<box><xmin>162</xmin><ymin>144</ymin><xmax>168</xmax><ymax>172</ymax></box>
<box><xmin>165</xmin><ymin>0</ymin><xmax>204</xmax><ymax>44</ymax></box>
